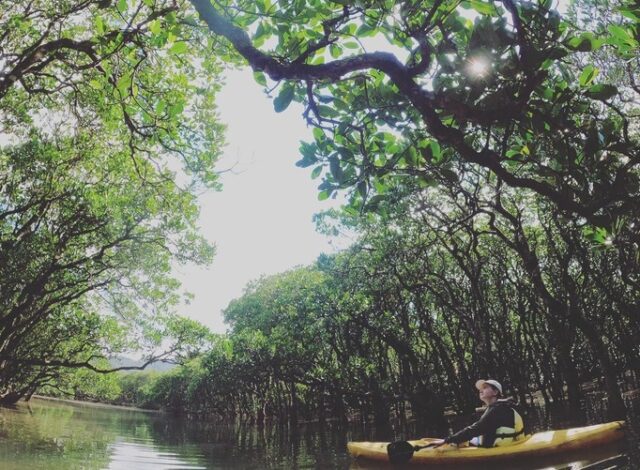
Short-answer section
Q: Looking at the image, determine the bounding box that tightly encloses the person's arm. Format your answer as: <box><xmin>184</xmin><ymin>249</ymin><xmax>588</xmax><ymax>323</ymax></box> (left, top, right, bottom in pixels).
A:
<box><xmin>444</xmin><ymin>407</ymin><xmax>500</xmax><ymax>444</ymax></box>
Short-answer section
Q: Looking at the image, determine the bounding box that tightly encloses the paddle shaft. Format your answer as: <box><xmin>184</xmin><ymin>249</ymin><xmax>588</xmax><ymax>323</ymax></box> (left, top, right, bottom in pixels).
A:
<box><xmin>415</xmin><ymin>441</ymin><xmax>445</xmax><ymax>451</ymax></box>
<box><xmin>386</xmin><ymin>440</ymin><xmax>446</xmax><ymax>463</ymax></box>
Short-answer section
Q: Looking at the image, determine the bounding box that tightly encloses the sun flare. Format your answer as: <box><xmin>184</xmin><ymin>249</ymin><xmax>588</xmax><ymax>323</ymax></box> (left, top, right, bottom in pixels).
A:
<box><xmin>467</xmin><ymin>57</ymin><xmax>490</xmax><ymax>77</ymax></box>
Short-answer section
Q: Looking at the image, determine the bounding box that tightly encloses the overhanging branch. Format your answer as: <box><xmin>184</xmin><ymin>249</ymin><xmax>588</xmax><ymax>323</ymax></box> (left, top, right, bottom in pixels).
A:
<box><xmin>188</xmin><ymin>0</ymin><xmax>628</xmax><ymax>227</ymax></box>
<box><xmin>0</xmin><ymin>349</ymin><xmax>179</xmax><ymax>374</ymax></box>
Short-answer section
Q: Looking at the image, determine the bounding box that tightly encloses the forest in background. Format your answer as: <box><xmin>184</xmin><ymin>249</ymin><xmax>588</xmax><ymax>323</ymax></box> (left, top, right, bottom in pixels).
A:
<box><xmin>47</xmin><ymin>171</ymin><xmax>640</xmax><ymax>428</ymax></box>
<box><xmin>1</xmin><ymin>0</ymin><xmax>638</xmax><ymax>427</ymax></box>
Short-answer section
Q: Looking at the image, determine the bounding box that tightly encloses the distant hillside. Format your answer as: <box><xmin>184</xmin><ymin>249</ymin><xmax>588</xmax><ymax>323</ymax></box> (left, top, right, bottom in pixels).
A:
<box><xmin>109</xmin><ymin>356</ymin><xmax>177</xmax><ymax>373</ymax></box>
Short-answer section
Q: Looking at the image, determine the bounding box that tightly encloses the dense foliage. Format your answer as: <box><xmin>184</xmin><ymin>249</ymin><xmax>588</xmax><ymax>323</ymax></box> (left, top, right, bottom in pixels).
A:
<box><xmin>0</xmin><ymin>0</ymin><xmax>225</xmax><ymax>403</ymax></box>
<box><xmin>97</xmin><ymin>0</ymin><xmax>639</xmax><ymax>424</ymax></box>
<box><xmin>107</xmin><ymin>169</ymin><xmax>639</xmax><ymax>424</ymax></box>
<box><xmin>2</xmin><ymin>0</ymin><xmax>638</xmax><ymax>433</ymax></box>
<box><xmin>189</xmin><ymin>0</ymin><xmax>639</xmax><ymax>238</ymax></box>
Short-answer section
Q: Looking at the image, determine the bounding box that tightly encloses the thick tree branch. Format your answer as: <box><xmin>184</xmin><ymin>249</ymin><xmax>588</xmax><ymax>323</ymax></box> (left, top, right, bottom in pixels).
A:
<box><xmin>0</xmin><ymin>350</ymin><xmax>178</xmax><ymax>374</ymax></box>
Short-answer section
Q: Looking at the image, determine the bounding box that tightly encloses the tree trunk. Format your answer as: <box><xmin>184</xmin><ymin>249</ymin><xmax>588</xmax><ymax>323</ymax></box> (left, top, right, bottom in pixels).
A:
<box><xmin>570</xmin><ymin>311</ymin><xmax>627</xmax><ymax>420</ymax></box>
<box><xmin>371</xmin><ymin>389</ymin><xmax>390</xmax><ymax>428</ymax></box>
<box><xmin>0</xmin><ymin>391</ymin><xmax>22</xmax><ymax>405</ymax></box>
<box><xmin>289</xmin><ymin>381</ymin><xmax>298</xmax><ymax>425</ymax></box>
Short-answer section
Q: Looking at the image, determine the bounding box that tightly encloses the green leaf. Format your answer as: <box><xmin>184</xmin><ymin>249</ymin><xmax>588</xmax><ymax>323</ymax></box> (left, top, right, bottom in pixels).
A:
<box><xmin>253</xmin><ymin>71</ymin><xmax>267</xmax><ymax>86</ymax></box>
<box><xmin>423</xmin><ymin>141</ymin><xmax>442</xmax><ymax>162</ymax></box>
<box><xmin>116</xmin><ymin>73</ymin><xmax>132</xmax><ymax>95</ymax></box>
<box><xmin>566</xmin><ymin>33</ymin><xmax>603</xmax><ymax>52</ymax></box>
<box><xmin>356</xmin><ymin>24</ymin><xmax>377</xmax><ymax>37</ymax></box>
<box><xmin>273</xmin><ymin>84</ymin><xmax>295</xmax><ymax>112</ymax></box>
<box><xmin>318</xmin><ymin>105</ymin><xmax>338</xmax><ymax>118</ymax></box>
<box><xmin>585</xmin><ymin>84</ymin><xmax>618</xmax><ymax>101</ymax></box>
<box><xmin>117</xmin><ymin>0</ymin><xmax>127</xmax><ymax>14</ymax></box>
<box><xmin>619</xmin><ymin>8</ymin><xmax>640</xmax><ymax>22</ymax></box>
<box><xmin>365</xmin><ymin>194</ymin><xmax>385</xmax><ymax>210</ymax></box>
<box><xmin>579</xmin><ymin>65</ymin><xmax>599</xmax><ymax>87</ymax></box>
<box><xmin>95</xmin><ymin>16</ymin><xmax>105</xmax><ymax>35</ymax></box>
<box><xmin>149</xmin><ymin>19</ymin><xmax>162</xmax><ymax>36</ymax></box>
<box><xmin>155</xmin><ymin>100</ymin><xmax>167</xmax><ymax>115</ymax></box>
<box><xmin>299</xmin><ymin>141</ymin><xmax>317</xmax><ymax>159</ymax></box>
<box><xmin>418</xmin><ymin>174</ymin><xmax>437</xmax><ymax>188</ymax></box>
<box><xmin>329</xmin><ymin>156</ymin><xmax>344</xmax><ymax>183</ymax></box>
<box><xmin>169</xmin><ymin>41</ymin><xmax>188</xmax><ymax>55</ymax></box>
<box><xmin>311</xmin><ymin>166</ymin><xmax>322</xmax><ymax>179</ymax></box>
<box><xmin>318</xmin><ymin>190</ymin><xmax>330</xmax><ymax>201</ymax></box>
<box><xmin>583</xmin><ymin>226</ymin><xmax>608</xmax><ymax>244</ymax></box>
<box><xmin>168</xmin><ymin>101</ymin><xmax>184</xmax><ymax>118</ymax></box>
<box><xmin>431</xmin><ymin>141</ymin><xmax>441</xmax><ymax>157</ymax></box>
<box><xmin>608</xmin><ymin>24</ymin><xmax>633</xmax><ymax>43</ymax></box>
<box><xmin>463</xmin><ymin>0</ymin><xmax>497</xmax><ymax>15</ymax></box>
<box><xmin>254</xmin><ymin>23</ymin><xmax>267</xmax><ymax>46</ymax></box>
<box><xmin>312</xmin><ymin>127</ymin><xmax>324</xmax><ymax>141</ymax></box>
<box><xmin>357</xmin><ymin>181</ymin><xmax>367</xmax><ymax>198</ymax></box>
<box><xmin>405</xmin><ymin>146</ymin><xmax>418</xmax><ymax>167</ymax></box>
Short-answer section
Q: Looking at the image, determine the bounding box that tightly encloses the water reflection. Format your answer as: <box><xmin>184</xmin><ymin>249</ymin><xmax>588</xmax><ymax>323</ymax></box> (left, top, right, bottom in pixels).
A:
<box><xmin>106</xmin><ymin>439</ymin><xmax>206</xmax><ymax>470</ymax></box>
<box><xmin>0</xmin><ymin>397</ymin><xmax>636</xmax><ymax>469</ymax></box>
<box><xmin>0</xmin><ymin>399</ymin><xmax>209</xmax><ymax>470</ymax></box>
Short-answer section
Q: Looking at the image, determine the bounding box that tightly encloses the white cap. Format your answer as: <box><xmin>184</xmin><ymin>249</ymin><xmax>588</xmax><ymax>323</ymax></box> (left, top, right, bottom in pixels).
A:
<box><xmin>476</xmin><ymin>379</ymin><xmax>503</xmax><ymax>395</ymax></box>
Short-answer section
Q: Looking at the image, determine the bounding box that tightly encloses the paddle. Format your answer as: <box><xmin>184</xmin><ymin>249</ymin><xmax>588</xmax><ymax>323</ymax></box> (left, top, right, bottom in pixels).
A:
<box><xmin>387</xmin><ymin>440</ymin><xmax>445</xmax><ymax>464</ymax></box>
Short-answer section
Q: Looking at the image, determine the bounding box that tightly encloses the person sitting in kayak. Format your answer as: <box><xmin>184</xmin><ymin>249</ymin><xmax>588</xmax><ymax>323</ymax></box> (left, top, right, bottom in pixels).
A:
<box><xmin>434</xmin><ymin>379</ymin><xmax>525</xmax><ymax>448</ymax></box>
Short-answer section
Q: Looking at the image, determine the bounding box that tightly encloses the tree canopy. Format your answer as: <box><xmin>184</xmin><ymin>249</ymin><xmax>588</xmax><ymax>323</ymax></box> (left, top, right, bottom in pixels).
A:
<box><xmin>1</xmin><ymin>0</ymin><xmax>225</xmax><ymax>187</ymax></box>
<box><xmin>2</xmin><ymin>0</ymin><xmax>638</xmax><ymax>431</ymax></box>
<box><xmin>86</xmin><ymin>0</ymin><xmax>638</xmax><ymax>424</ymax></box>
<box><xmin>104</xmin><ymin>172</ymin><xmax>639</xmax><ymax>423</ymax></box>
<box><xmin>189</xmin><ymin>0</ymin><xmax>639</xmax><ymax>240</ymax></box>
<box><xmin>0</xmin><ymin>0</ymin><xmax>226</xmax><ymax>403</ymax></box>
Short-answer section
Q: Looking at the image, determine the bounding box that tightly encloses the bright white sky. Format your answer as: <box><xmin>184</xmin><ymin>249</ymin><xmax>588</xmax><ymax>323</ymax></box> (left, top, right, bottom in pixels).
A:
<box><xmin>174</xmin><ymin>67</ymin><xmax>345</xmax><ymax>333</ymax></box>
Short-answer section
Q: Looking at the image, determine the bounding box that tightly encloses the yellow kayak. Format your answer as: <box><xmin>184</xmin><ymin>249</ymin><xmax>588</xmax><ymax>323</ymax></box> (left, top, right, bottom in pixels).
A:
<box><xmin>347</xmin><ymin>421</ymin><xmax>625</xmax><ymax>465</ymax></box>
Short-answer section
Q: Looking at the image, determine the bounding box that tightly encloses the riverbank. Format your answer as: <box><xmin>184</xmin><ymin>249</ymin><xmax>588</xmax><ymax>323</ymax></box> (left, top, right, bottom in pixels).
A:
<box><xmin>29</xmin><ymin>394</ymin><xmax>163</xmax><ymax>413</ymax></box>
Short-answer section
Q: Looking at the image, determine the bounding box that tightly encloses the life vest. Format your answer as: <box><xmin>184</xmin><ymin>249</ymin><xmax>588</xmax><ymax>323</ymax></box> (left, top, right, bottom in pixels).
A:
<box><xmin>470</xmin><ymin>405</ymin><xmax>525</xmax><ymax>448</ymax></box>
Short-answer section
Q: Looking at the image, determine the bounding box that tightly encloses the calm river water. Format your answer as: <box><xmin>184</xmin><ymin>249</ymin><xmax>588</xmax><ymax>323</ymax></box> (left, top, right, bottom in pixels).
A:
<box><xmin>0</xmin><ymin>396</ymin><xmax>637</xmax><ymax>469</ymax></box>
